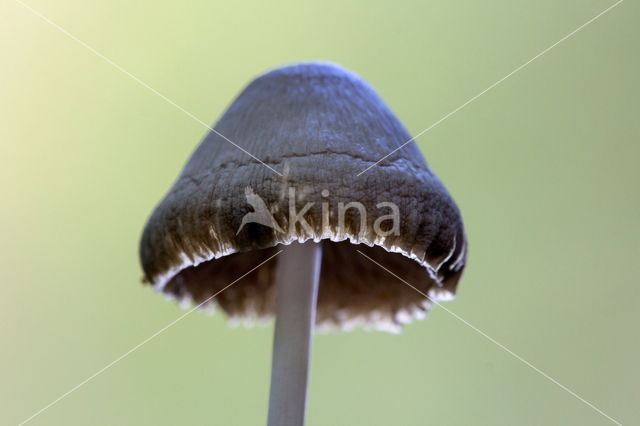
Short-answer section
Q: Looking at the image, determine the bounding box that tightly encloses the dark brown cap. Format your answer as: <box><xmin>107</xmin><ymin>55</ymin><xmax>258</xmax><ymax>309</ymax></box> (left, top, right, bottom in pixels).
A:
<box><xmin>140</xmin><ymin>62</ymin><xmax>466</xmax><ymax>332</ymax></box>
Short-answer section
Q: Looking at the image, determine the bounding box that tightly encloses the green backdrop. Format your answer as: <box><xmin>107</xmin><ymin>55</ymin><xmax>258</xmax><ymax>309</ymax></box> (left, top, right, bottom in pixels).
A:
<box><xmin>1</xmin><ymin>1</ymin><xmax>637</xmax><ymax>425</ymax></box>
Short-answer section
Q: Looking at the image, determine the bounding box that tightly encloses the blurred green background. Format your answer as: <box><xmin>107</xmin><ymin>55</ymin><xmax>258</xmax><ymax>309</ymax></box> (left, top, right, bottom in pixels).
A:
<box><xmin>1</xmin><ymin>0</ymin><xmax>638</xmax><ymax>425</ymax></box>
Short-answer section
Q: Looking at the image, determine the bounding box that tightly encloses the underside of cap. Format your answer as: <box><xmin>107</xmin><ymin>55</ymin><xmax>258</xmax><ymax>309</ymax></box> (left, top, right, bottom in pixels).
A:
<box><xmin>157</xmin><ymin>237</ymin><xmax>464</xmax><ymax>333</ymax></box>
<box><xmin>140</xmin><ymin>61</ymin><xmax>467</xmax><ymax>332</ymax></box>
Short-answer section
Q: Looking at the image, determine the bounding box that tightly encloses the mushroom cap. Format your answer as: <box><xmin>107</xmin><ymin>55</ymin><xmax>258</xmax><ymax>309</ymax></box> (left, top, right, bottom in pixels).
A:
<box><xmin>140</xmin><ymin>62</ymin><xmax>467</xmax><ymax>332</ymax></box>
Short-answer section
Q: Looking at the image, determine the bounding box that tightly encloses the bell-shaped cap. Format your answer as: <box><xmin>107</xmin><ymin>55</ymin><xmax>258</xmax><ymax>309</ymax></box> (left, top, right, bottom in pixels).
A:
<box><xmin>140</xmin><ymin>62</ymin><xmax>467</xmax><ymax>331</ymax></box>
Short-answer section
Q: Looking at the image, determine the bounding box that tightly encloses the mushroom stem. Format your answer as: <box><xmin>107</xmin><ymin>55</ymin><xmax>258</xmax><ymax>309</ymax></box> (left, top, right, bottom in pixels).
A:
<box><xmin>268</xmin><ymin>241</ymin><xmax>322</xmax><ymax>426</ymax></box>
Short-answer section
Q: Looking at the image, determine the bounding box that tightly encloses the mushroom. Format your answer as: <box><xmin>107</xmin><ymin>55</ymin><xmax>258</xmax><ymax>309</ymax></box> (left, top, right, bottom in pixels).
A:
<box><xmin>140</xmin><ymin>62</ymin><xmax>466</xmax><ymax>426</ymax></box>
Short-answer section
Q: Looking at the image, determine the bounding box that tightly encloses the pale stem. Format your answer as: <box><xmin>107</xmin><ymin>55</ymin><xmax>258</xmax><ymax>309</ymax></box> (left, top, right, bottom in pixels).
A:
<box><xmin>267</xmin><ymin>241</ymin><xmax>322</xmax><ymax>426</ymax></box>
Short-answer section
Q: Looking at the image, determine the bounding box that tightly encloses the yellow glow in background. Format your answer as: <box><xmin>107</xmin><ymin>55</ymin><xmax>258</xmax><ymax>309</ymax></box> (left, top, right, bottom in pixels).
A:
<box><xmin>1</xmin><ymin>1</ymin><xmax>638</xmax><ymax>425</ymax></box>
